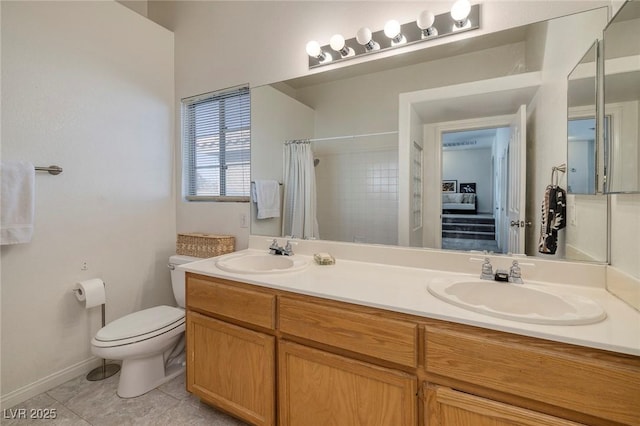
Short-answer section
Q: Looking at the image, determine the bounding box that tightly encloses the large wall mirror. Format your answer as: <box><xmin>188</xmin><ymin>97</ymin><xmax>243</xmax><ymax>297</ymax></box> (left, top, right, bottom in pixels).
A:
<box><xmin>251</xmin><ymin>7</ymin><xmax>609</xmax><ymax>263</ymax></box>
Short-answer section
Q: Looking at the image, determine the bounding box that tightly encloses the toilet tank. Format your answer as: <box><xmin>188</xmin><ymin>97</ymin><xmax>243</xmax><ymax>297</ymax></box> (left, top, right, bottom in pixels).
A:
<box><xmin>169</xmin><ymin>255</ymin><xmax>201</xmax><ymax>308</ymax></box>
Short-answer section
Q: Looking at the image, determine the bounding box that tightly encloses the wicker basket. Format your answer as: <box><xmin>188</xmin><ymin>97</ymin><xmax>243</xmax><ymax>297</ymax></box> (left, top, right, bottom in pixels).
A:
<box><xmin>176</xmin><ymin>233</ymin><xmax>235</xmax><ymax>258</ymax></box>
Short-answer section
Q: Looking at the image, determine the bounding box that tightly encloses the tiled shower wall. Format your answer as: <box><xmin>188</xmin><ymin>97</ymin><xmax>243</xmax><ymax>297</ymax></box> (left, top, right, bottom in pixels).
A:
<box><xmin>315</xmin><ymin>149</ymin><xmax>398</xmax><ymax>245</ymax></box>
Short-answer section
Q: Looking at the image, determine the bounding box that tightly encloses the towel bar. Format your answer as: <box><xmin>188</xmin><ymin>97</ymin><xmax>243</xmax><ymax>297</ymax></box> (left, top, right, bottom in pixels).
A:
<box><xmin>35</xmin><ymin>165</ymin><xmax>63</xmax><ymax>175</ymax></box>
<box><xmin>550</xmin><ymin>163</ymin><xmax>566</xmax><ymax>186</ymax></box>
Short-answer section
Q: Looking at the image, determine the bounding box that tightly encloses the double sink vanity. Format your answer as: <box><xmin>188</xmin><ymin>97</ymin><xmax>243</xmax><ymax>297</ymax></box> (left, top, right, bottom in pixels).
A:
<box><xmin>179</xmin><ymin>237</ymin><xmax>639</xmax><ymax>426</ymax></box>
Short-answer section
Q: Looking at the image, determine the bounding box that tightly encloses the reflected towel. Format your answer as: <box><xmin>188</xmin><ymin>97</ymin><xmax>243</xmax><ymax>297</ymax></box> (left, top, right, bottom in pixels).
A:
<box><xmin>252</xmin><ymin>180</ymin><xmax>281</xmax><ymax>219</ymax></box>
<box><xmin>538</xmin><ymin>185</ymin><xmax>566</xmax><ymax>254</ymax></box>
<box><xmin>1</xmin><ymin>161</ymin><xmax>35</xmax><ymax>245</ymax></box>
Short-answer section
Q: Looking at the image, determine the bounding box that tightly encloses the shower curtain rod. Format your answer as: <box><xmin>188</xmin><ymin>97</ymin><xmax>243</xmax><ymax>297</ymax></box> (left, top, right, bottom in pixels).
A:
<box><xmin>307</xmin><ymin>130</ymin><xmax>398</xmax><ymax>143</ymax></box>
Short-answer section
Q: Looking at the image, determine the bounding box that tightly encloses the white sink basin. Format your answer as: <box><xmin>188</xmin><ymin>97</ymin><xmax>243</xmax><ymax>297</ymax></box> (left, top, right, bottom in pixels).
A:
<box><xmin>428</xmin><ymin>277</ymin><xmax>606</xmax><ymax>325</ymax></box>
<box><xmin>216</xmin><ymin>252</ymin><xmax>309</xmax><ymax>274</ymax></box>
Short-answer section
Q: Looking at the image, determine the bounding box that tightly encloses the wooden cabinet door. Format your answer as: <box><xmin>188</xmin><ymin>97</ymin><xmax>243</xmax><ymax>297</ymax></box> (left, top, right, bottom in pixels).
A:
<box><xmin>279</xmin><ymin>340</ymin><xmax>417</xmax><ymax>426</ymax></box>
<box><xmin>424</xmin><ymin>385</ymin><xmax>585</xmax><ymax>426</ymax></box>
<box><xmin>186</xmin><ymin>311</ymin><xmax>275</xmax><ymax>426</ymax></box>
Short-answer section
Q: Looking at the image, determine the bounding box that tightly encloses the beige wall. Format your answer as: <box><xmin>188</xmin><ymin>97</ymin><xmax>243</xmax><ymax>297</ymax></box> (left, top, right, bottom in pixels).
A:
<box><xmin>117</xmin><ymin>0</ymin><xmax>147</xmax><ymax>17</ymax></box>
<box><xmin>1</xmin><ymin>0</ymin><xmax>175</xmax><ymax>407</ymax></box>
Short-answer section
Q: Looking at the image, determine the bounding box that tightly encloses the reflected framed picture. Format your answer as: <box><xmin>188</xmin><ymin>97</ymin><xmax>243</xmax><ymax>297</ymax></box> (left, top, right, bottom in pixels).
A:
<box><xmin>442</xmin><ymin>180</ymin><xmax>457</xmax><ymax>192</ymax></box>
<box><xmin>460</xmin><ymin>182</ymin><xmax>476</xmax><ymax>193</ymax></box>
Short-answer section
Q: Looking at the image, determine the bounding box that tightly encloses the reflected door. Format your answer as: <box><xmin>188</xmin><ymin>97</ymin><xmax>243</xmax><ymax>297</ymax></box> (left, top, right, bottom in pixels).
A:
<box><xmin>507</xmin><ymin>105</ymin><xmax>527</xmax><ymax>253</ymax></box>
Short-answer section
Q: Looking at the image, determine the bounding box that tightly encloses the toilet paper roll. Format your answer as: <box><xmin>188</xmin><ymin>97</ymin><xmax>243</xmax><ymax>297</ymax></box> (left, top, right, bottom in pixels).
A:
<box><xmin>74</xmin><ymin>278</ymin><xmax>106</xmax><ymax>309</ymax></box>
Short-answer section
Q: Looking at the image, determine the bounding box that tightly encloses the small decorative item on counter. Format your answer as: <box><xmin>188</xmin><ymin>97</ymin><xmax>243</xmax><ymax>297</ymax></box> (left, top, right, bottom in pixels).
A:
<box><xmin>494</xmin><ymin>270</ymin><xmax>509</xmax><ymax>282</ymax></box>
<box><xmin>314</xmin><ymin>252</ymin><xmax>335</xmax><ymax>265</ymax></box>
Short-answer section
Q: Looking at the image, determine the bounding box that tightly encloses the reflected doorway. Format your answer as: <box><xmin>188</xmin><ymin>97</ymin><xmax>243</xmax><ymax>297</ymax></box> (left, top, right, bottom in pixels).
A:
<box><xmin>567</xmin><ymin>117</ymin><xmax>596</xmax><ymax>194</ymax></box>
<box><xmin>441</xmin><ymin>127</ymin><xmax>509</xmax><ymax>253</ymax></box>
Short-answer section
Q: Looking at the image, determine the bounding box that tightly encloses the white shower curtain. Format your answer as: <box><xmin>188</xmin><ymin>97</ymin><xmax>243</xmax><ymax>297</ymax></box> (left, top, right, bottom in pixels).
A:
<box><xmin>282</xmin><ymin>140</ymin><xmax>319</xmax><ymax>239</ymax></box>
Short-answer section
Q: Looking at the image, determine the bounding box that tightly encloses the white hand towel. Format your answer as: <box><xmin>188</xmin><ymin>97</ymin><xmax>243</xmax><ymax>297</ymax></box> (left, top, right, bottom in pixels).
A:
<box><xmin>253</xmin><ymin>180</ymin><xmax>281</xmax><ymax>219</ymax></box>
<box><xmin>1</xmin><ymin>161</ymin><xmax>35</xmax><ymax>245</ymax></box>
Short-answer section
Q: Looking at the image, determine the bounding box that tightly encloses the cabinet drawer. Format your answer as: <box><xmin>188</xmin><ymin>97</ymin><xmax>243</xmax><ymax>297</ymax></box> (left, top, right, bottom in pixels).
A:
<box><xmin>187</xmin><ymin>276</ymin><xmax>275</xmax><ymax>330</ymax></box>
<box><xmin>424</xmin><ymin>325</ymin><xmax>640</xmax><ymax>426</ymax></box>
<box><xmin>279</xmin><ymin>297</ymin><xmax>418</xmax><ymax>367</ymax></box>
<box><xmin>425</xmin><ymin>385</ymin><xmax>585</xmax><ymax>426</ymax></box>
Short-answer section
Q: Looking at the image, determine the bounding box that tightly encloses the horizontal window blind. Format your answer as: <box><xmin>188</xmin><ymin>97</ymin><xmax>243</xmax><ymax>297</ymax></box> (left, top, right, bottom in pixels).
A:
<box><xmin>182</xmin><ymin>85</ymin><xmax>250</xmax><ymax>201</ymax></box>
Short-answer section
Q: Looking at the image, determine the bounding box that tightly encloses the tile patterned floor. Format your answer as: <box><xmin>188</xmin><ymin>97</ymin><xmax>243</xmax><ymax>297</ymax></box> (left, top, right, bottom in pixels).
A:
<box><xmin>3</xmin><ymin>372</ymin><xmax>248</xmax><ymax>426</ymax></box>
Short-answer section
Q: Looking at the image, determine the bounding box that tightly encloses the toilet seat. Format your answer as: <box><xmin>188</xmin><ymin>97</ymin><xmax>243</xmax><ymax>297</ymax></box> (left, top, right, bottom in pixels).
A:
<box><xmin>92</xmin><ymin>305</ymin><xmax>185</xmax><ymax>348</ymax></box>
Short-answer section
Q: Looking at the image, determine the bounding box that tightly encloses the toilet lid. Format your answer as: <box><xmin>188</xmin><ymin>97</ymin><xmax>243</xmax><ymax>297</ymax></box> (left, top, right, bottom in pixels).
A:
<box><xmin>95</xmin><ymin>305</ymin><xmax>184</xmax><ymax>342</ymax></box>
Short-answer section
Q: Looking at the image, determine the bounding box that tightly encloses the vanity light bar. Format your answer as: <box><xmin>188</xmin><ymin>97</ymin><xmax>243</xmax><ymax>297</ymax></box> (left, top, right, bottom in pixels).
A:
<box><xmin>307</xmin><ymin>3</ymin><xmax>480</xmax><ymax>69</ymax></box>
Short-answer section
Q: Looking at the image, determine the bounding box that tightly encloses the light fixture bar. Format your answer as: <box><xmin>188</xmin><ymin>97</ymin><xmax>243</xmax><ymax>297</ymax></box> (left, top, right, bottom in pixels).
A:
<box><xmin>308</xmin><ymin>4</ymin><xmax>480</xmax><ymax>69</ymax></box>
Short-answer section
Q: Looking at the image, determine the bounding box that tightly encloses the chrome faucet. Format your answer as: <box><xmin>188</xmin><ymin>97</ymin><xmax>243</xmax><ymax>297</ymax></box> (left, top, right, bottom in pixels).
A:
<box><xmin>268</xmin><ymin>239</ymin><xmax>294</xmax><ymax>256</ymax></box>
<box><xmin>479</xmin><ymin>258</ymin><xmax>494</xmax><ymax>280</ymax></box>
<box><xmin>509</xmin><ymin>260</ymin><xmax>523</xmax><ymax>284</ymax></box>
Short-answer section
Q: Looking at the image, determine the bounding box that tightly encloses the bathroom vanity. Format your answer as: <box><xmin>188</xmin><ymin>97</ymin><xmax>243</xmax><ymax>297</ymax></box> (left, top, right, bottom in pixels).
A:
<box><xmin>181</xmin><ymin>246</ymin><xmax>640</xmax><ymax>426</ymax></box>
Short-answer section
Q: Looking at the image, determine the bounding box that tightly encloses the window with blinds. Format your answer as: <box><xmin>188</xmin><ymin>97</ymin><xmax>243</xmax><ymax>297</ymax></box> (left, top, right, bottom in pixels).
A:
<box><xmin>182</xmin><ymin>86</ymin><xmax>251</xmax><ymax>201</ymax></box>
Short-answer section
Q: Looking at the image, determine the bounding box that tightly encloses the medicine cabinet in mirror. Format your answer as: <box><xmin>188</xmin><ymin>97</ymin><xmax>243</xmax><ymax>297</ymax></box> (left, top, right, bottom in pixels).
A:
<box><xmin>565</xmin><ymin>41</ymin><xmax>608</xmax><ymax>263</ymax></box>
<box><xmin>251</xmin><ymin>7</ymin><xmax>610</xmax><ymax>263</ymax></box>
<box><xmin>603</xmin><ymin>0</ymin><xmax>640</xmax><ymax>194</ymax></box>
<box><xmin>567</xmin><ymin>42</ymin><xmax>600</xmax><ymax>195</ymax></box>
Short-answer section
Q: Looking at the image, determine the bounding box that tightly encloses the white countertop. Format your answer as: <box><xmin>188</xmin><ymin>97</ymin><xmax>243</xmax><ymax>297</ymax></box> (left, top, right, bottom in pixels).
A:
<box><xmin>180</xmin><ymin>249</ymin><xmax>640</xmax><ymax>357</ymax></box>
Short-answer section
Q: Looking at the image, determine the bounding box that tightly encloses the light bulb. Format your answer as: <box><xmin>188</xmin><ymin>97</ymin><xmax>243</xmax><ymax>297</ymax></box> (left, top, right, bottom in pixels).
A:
<box><xmin>305</xmin><ymin>40</ymin><xmax>321</xmax><ymax>58</ymax></box>
<box><xmin>329</xmin><ymin>34</ymin><xmax>354</xmax><ymax>58</ymax></box>
<box><xmin>329</xmin><ymin>34</ymin><xmax>345</xmax><ymax>51</ymax></box>
<box><xmin>356</xmin><ymin>27</ymin><xmax>380</xmax><ymax>51</ymax></box>
<box><xmin>451</xmin><ymin>0</ymin><xmax>471</xmax><ymax>28</ymax></box>
<box><xmin>384</xmin><ymin>20</ymin><xmax>401</xmax><ymax>39</ymax></box>
<box><xmin>417</xmin><ymin>10</ymin><xmax>437</xmax><ymax>37</ymax></box>
<box><xmin>384</xmin><ymin>19</ymin><xmax>406</xmax><ymax>45</ymax></box>
<box><xmin>417</xmin><ymin>10</ymin><xmax>435</xmax><ymax>29</ymax></box>
<box><xmin>356</xmin><ymin>27</ymin><xmax>372</xmax><ymax>45</ymax></box>
<box><xmin>305</xmin><ymin>40</ymin><xmax>331</xmax><ymax>64</ymax></box>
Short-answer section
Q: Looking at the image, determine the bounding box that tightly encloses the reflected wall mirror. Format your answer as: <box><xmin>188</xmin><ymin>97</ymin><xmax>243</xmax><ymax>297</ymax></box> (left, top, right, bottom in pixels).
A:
<box><xmin>603</xmin><ymin>0</ymin><xmax>640</xmax><ymax>194</ymax></box>
<box><xmin>251</xmin><ymin>6</ymin><xmax>610</xmax><ymax>263</ymax></box>
<box><xmin>565</xmin><ymin>41</ymin><xmax>608</xmax><ymax>263</ymax></box>
<box><xmin>567</xmin><ymin>41</ymin><xmax>599</xmax><ymax>195</ymax></box>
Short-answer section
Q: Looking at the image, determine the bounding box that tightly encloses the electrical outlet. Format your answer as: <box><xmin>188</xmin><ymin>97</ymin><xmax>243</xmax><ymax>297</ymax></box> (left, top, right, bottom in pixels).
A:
<box><xmin>239</xmin><ymin>213</ymin><xmax>248</xmax><ymax>228</ymax></box>
<box><xmin>81</xmin><ymin>262</ymin><xmax>88</xmax><ymax>271</ymax></box>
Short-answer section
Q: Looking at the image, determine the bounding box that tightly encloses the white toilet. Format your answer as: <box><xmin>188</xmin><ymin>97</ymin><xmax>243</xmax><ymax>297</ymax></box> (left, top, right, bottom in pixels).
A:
<box><xmin>90</xmin><ymin>254</ymin><xmax>199</xmax><ymax>398</ymax></box>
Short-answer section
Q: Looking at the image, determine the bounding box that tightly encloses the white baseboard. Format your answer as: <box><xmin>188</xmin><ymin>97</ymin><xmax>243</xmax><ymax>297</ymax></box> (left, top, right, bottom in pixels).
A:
<box><xmin>0</xmin><ymin>357</ymin><xmax>103</xmax><ymax>409</ymax></box>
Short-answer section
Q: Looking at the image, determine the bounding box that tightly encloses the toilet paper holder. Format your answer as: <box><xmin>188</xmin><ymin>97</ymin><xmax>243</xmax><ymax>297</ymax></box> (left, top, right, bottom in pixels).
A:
<box><xmin>72</xmin><ymin>282</ymin><xmax>121</xmax><ymax>381</ymax></box>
